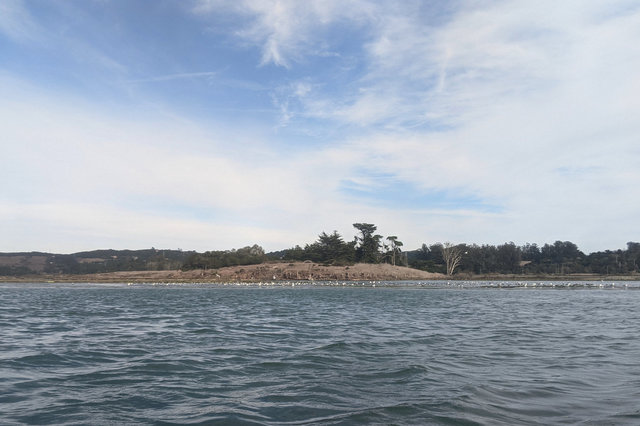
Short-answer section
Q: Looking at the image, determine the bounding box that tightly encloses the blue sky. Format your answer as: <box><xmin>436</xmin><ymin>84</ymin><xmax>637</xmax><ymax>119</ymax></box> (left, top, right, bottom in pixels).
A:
<box><xmin>2</xmin><ymin>0</ymin><xmax>639</xmax><ymax>254</ymax></box>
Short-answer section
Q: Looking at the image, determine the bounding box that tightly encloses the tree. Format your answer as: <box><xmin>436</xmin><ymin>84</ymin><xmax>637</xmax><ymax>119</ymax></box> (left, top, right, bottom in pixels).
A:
<box><xmin>386</xmin><ymin>236</ymin><xmax>404</xmax><ymax>266</ymax></box>
<box><xmin>314</xmin><ymin>231</ymin><xmax>356</xmax><ymax>264</ymax></box>
<box><xmin>541</xmin><ymin>241</ymin><xmax>584</xmax><ymax>274</ymax></box>
<box><xmin>627</xmin><ymin>242</ymin><xmax>640</xmax><ymax>272</ymax></box>
<box><xmin>353</xmin><ymin>223</ymin><xmax>382</xmax><ymax>263</ymax></box>
<box><xmin>283</xmin><ymin>231</ymin><xmax>355</xmax><ymax>264</ymax></box>
<box><xmin>496</xmin><ymin>242</ymin><xmax>521</xmax><ymax>273</ymax></box>
<box><xmin>521</xmin><ymin>243</ymin><xmax>542</xmax><ymax>263</ymax></box>
<box><xmin>442</xmin><ymin>242</ymin><xmax>463</xmax><ymax>276</ymax></box>
<box><xmin>407</xmin><ymin>243</ymin><xmax>440</xmax><ymax>272</ymax></box>
<box><xmin>282</xmin><ymin>245</ymin><xmax>305</xmax><ymax>261</ymax></box>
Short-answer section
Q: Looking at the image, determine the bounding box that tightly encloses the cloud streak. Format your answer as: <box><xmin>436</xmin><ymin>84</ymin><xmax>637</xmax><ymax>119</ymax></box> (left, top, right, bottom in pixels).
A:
<box><xmin>194</xmin><ymin>0</ymin><xmax>374</xmax><ymax>67</ymax></box>
<box><xmin>1</xmin><ymin>1</ymin><xmax>639</xmax><ymax>253</ymax></box>
<box><xmin>0</xmin><ymin>0</ymin><xmax>40</xmax><ymax>42</ymax></box>
<box><xmin>128</xmin><ymin>71</ymin><xmax>220</xmax><ymax>83</ymax></box>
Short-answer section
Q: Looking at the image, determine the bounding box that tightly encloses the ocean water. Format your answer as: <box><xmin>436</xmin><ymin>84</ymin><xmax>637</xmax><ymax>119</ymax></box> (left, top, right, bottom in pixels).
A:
<box><xmin>1</xmin><ymin>282</ymin><xmax>640</xmax><ymax>425</ymax></box>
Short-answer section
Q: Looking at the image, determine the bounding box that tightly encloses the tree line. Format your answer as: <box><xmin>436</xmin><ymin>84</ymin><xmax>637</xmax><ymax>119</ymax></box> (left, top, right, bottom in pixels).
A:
<box><xmin>181</xmin><ymin>245</ymin><xmax>266</xmax><ymax>270</ymax></box>
<box><xmin>276</xmin><ymin>223</ymin><xmax>639</xmax><ymax>276</ymax></box>
<box><xmin>1</xmin><ymin>224</ymin><xmax>638</xmax><ymax>276</ymax></box>
<box><xmin>408</xmin><ymin>241</ymin><xmax>640</xmax><ymax>276</ymax></box>
<box><xmin>0</xmin><ymin>248</ymin><xmax>190</xmax><ymax>275</ymax></box>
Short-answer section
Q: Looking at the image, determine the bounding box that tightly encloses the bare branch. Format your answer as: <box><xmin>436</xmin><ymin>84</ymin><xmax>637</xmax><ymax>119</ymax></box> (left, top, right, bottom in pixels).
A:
<box><xmin>442</xmin><ymin>242</ymin><xmax>463</xmax><ymax>276</ymax></box>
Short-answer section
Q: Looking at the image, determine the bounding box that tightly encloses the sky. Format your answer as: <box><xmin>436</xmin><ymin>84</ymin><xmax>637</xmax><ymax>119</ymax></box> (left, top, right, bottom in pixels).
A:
<box><xmin>1</xmin><ymin>0</ymin><xmax>639</xmax><ymax>254</ymax></box>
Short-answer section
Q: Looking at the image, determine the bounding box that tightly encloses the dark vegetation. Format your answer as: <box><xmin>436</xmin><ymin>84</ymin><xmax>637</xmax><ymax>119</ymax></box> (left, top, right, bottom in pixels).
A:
<box><xmin>180</xmin><ymin>245</ymin><xmax>266</xmax><ymax>270</ymax></box>
<box><xmin>408</xmin><ymin>241</ymin><xmax>640</xmax><ymax>276</ymax></box>
<box><xmin>278</xmin><ymin>225</ymin><xmax>640</xmax><ymax>276</ymax></box>
<box><xmin>1</xmin><ymin>223</ymin><xmax>639</xmax><ymax>277</ymax></box>
<box><xmin>0</xmin><ymin>249</ymin><xmax>191</xmax><ymax>276</ymax></box>
<box><xmin>281</xmin><ymin>224</ymin><xmax>406</xmax><ymax>267</ymax></box>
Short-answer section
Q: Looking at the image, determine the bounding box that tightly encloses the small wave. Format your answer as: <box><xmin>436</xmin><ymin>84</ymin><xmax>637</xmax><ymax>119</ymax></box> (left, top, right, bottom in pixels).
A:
<box><xmin>3</xmin><ymin>283</ymin><xmax>640</xmax><ymax>425</ymax></box>
<box><xmin>189</xmin><ymin>327</ymin><xmax>218</xmax><ymax>334</ymax></box>
<box><xmin>352</xmin><ymin>364</ymin><xmax>429</xmax><ymax>382</ymax></box>
<box><xmin>11</xmin><ymin>352</ymin><xmax>76</xmax><ymax>368</ymax></box>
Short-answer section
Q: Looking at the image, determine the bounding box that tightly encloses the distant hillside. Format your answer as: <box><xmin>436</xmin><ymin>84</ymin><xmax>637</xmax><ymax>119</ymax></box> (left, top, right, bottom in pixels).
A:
<box><xmin>0</xmin><ymin>249</ymin><xmax>193</xmax><ymax>275</ymax></box>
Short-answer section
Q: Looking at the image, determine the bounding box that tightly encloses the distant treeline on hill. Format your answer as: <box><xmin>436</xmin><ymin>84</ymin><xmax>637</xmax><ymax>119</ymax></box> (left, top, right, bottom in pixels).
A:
<box><xmin>1</xmin><ymin>223</ymin><xmax>639</xmax><ymax>276</ymax></box>
<box><xmin>180</xmin><ymin>245</ymin><xmax>266</xmax><ymax>270</ymax></box>
<box><xmin>0</xmin><ymin>248</ymin><xmax>192</xmax><ymax>276</ymax></box>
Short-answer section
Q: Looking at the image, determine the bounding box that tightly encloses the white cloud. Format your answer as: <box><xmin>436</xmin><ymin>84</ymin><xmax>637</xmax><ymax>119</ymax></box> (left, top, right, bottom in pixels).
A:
<box><xmin>193</xmin><ymin>0</ymin><xmax>374</xmax><ymax>67</ymax></box>
<box><xmin>0</xmin><ymin>75</ymin><xmax>379</xmax><ymax>251</ymax></box>
<box><xmin>289</xmin><ymin>0</ymin><xmax>640</xmax><ymax>251</ymax></box>
<box><xmin>3</xmin><ymin>1</ymin><xmax>640</xmax><ymax>254</ymax></box>
<box><xmin>0</xmin><ymin>201</ymin><xmax>295</xmax><ymax>253</ymax></box>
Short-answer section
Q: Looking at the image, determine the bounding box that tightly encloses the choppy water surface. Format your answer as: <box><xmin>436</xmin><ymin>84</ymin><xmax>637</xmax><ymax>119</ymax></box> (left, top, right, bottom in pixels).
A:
<box><xmin>2</xmin><ymin>282</ymin><xmax>640</xmax><ymax>425</ymax></box>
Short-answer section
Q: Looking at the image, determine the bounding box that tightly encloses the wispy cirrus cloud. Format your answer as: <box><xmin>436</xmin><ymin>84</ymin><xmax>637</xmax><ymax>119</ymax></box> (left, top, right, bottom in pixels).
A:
<box><xmin>0</xmin><ymin>0</ymin><xmax>41</xmax><ymax>42</ymax></box>
<box><xmin>256</xmin><ymin>0</ymin><xmax>640</xmax><ymax>248</ymax></box>
<box><xmin>2</xmin><ymin>1</ymin><xmax>640</xmax><ymax>253</ymax></box>
<box><xmin>272</xmin><ymin>0</ymin><xmax>640</xmax><ymax>134</ymax></box>
<box><xmin>193</xmin><ymin>0</ymin><xmax>375</xmax><ymax>67</ymax></box>
<box><xmin>128</xmin><ymin>71</ymin><xmax>220</xmax><ymax>83</ymax></box>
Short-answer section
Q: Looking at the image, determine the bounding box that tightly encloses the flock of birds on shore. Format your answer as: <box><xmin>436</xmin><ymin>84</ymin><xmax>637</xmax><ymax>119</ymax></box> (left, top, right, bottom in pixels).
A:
<box><xmin>124</xmin><ymin>280</ymin><xmax>637</xmax><ymax>289</ymax></box>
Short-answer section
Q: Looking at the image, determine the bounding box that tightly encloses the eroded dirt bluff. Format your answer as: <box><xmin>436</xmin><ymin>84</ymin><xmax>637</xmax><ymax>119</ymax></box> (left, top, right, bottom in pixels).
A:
<box><xmin>210</xmin><ymin>262</ymin><xmax>444</xmax><ymax>281</ymax></box>
<box><xmin>3</xmin><ymin>262</ymin><xmax>444</xmax><ymax>282</ymax></box>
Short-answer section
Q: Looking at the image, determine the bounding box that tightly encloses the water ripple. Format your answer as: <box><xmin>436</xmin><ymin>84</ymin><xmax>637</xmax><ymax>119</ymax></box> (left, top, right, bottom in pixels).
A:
<box><xmin>1</xmin><ymin>282</ymin><xmax>640</xmax><ymax>425</ymax></box>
